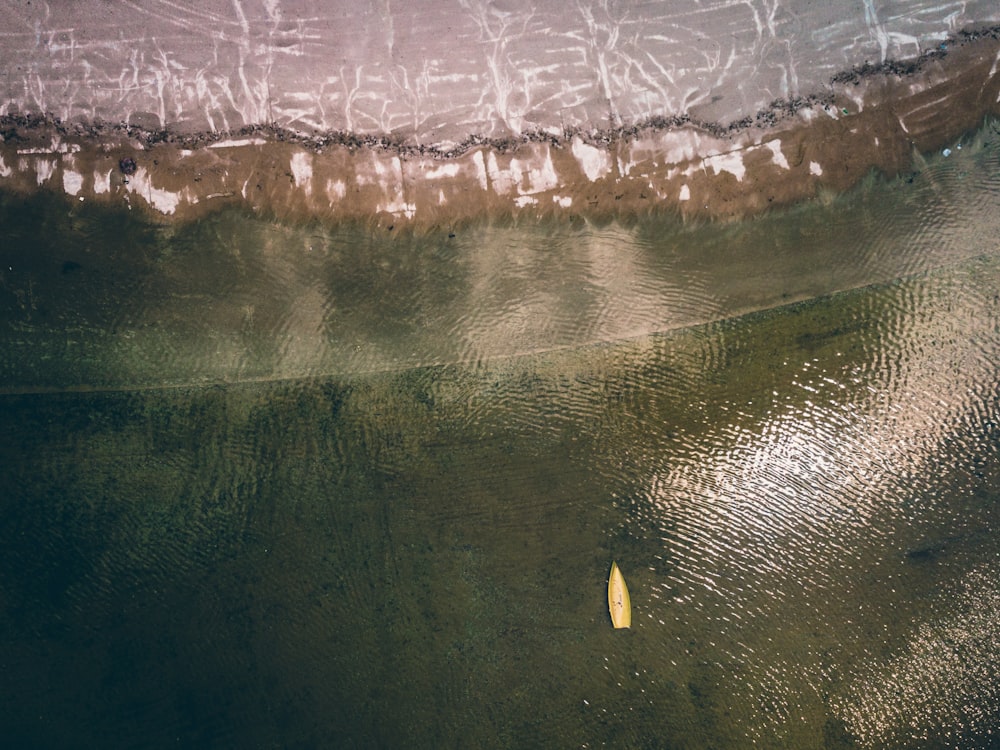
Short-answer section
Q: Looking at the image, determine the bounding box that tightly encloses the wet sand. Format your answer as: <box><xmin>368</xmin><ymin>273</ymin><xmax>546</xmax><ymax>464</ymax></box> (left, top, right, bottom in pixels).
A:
<box><xmin>4</xmin><ymin>0</ymin><xmax>997</xmax><ymax>140</ymax></box>
<box><xmin>1</xmin><ymin>26</ymin><xmax>999</xmax><ymax>229</ymax></box>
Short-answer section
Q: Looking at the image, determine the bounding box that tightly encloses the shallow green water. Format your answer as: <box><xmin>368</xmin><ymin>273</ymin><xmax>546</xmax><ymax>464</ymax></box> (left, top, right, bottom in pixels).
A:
<box><xmin>2</xmin><ymin>123</ymin><xmax>1000</xmax><ymax>749</ymax></box>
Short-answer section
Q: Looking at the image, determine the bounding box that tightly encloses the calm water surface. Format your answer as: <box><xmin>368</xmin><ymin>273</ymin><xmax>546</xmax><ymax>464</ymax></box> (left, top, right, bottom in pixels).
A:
<box><xmin>2</xmin><ymin>123</ymin><xmax>1000</xmax><ymax>748</ymax></box>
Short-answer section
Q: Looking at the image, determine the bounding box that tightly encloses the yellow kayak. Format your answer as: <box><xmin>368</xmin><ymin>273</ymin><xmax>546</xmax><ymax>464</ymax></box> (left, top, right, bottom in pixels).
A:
<box><xmin>608</xmin><ymin>561</ymin><xmax>631</xmax><ymax>628</ymax></box>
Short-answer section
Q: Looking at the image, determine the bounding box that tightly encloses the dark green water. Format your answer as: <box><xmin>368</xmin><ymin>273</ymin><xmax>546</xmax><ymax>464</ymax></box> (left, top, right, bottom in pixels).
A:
<box><xmin>2</xmin><ymin>123</ymin><xmax>1000</xmax><ymax>748</ymax></box>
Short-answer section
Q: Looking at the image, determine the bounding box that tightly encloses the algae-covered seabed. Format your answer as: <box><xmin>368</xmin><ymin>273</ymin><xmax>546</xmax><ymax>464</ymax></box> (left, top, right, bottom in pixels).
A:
<box><xmin>1</xmin><ymin>123</ymin><xmax>1000</xmax><ymax>748</ymax></box>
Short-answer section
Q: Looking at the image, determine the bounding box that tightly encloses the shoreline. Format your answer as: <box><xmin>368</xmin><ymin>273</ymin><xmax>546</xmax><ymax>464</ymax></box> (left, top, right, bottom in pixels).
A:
<box><xmin>2</xmin><ymin>26</ymin><xmax>999</xmax><ymax>230</ymax></box>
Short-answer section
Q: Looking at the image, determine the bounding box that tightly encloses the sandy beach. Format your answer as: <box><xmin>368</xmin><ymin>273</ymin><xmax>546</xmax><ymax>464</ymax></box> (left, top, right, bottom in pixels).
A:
<box><xmin>1</xmin><ymin>2</ymin><xmax>999</xmax><ymax>227</ymax></box>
